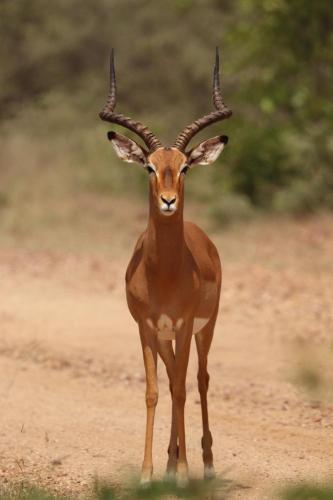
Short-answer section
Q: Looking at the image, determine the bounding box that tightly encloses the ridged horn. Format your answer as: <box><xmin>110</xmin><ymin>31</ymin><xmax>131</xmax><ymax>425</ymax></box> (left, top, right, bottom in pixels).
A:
<box><xmin>99</xmin><ymin>49</ymin><xmax>162</xmax><ymax>152</ymax></box>
<box><xmin>174</xmin><ymin>47</ymin><xmax>232</xmax><ymax>151</ymax></box>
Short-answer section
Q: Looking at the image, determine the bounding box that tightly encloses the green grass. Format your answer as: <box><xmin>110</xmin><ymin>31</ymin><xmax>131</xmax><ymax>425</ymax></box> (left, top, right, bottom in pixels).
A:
<box><xmin>0</xmin><ymin>477</ymin><xmax>233</xmax><ymax>500</ymax></box>
<box><xmin>0</xmin><ymin>485</ymin><xmax>68</xmax><ymax>500</ymax></box>
<box><xmin>3</xmin><ymin>478</ymin><xmax>333</xmax><ymax>499</ymax></box>
<box><xmin>280</xmin><ymin>483</ymin><xmax>333</xmax><ymax>500</ymax></box>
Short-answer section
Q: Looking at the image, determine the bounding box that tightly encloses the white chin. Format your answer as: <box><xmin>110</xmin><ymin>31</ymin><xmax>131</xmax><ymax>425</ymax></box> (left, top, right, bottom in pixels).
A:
<box><xmin>160</xmin><ymin>208</ymin><xmax>175</xmax><ymax>216</ymax></box>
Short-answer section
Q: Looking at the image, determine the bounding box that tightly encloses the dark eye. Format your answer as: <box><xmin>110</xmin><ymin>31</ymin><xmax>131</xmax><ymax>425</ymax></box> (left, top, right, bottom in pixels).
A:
<box><xmin>180</xmin><ymin>165</ymin><xmax>189</xmax><ymax>175</ymax></box>
<box><xmin>146</xmin><ymin>165</ymin><xmax>155</xmax><ymax>174</ymax></box>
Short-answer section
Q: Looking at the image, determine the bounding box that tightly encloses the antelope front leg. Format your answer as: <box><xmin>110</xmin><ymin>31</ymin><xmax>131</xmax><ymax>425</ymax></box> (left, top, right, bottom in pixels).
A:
<box><xmin>157</xmin><ymin>339</ymin><xmax>178</xmax><ymax>478</ymax></box>
<box><xmin>139</xmin><ymin>323</ymin><xmax>158</xmax><ymax>485</ymax></box>
<box><xmin>173</xmin><ymin>327</ymin><xmax>192</xmax><ymax>487</ymax></box>
<box><xmin>196</xmin><ymin>327</ymin><xmax>216</xmax><ymax>479</ymax></box>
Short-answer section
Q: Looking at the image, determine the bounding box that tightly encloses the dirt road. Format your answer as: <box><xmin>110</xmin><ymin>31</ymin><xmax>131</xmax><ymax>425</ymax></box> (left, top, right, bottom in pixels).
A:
<box><xmin>1</xmin><ymin>214</ymin><xmax>333</xmax><ymax>498</ymax></box>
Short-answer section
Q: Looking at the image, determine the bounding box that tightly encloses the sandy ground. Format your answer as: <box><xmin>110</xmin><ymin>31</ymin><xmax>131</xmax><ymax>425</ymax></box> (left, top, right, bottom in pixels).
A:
<box><xmin>0</xmin><ymin>213</ymin><xmax>333</xmax><ymax>499</ymax></box>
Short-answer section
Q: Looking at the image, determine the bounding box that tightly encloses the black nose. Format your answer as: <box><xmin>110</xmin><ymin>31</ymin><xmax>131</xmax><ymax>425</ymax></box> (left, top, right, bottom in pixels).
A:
<box><xmin>161</xmin><ymin>195</ymin><xmax>176</xmax><ymax>206</ymax></box>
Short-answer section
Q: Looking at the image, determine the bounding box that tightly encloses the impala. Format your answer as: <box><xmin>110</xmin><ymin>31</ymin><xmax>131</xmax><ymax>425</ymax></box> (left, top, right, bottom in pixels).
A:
<box><xmin>99</xmin><ymin>48</ymin><xmax>232</xmax><ymax>486</ymax></box>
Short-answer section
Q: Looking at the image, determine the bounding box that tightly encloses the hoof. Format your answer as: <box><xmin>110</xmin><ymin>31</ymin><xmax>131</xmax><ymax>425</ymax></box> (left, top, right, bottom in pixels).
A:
<box><xmin>164</xmin><ymin>469</ymin><xmax>176</xmax><ymax>482</ymax></box>
<box><xmin>140</xmin><ymin>468</ymin><xmax>152</xmax><ymax>487</ymax></box>
<box><xmin>176</xmin><ymin>463</ymin><xmax>189</xmax><ymax>488</ymax></box>
<box><xmin>204</xmin><ymin>464</ymin><xmax>216</xmax><ymax>480</ymax></box>
<box><xmin>140</xmin><ymin>477</ymin><xmax>151</xmax><ymax>488</ymax></box>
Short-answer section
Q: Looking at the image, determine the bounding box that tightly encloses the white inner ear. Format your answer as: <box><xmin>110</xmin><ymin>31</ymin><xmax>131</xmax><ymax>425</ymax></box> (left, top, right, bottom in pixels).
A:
<box><xmin>202</xmin><ymin>142</ymin><xmax>225</xmax><ymax>164</ymax></box>
<box><xmin>111</xmin><ymin>140</ymin><xmax>132</xmax><ymax>161</ymax></box>
<box><xmin>191</xmin><ymin>141</ymin><xmax>225</xmax><ymax>166</ymax></box>
<box><xmin>110</xmin><ymin>135</ymin><xmax>146</xmax><ymax>165</ymax></box>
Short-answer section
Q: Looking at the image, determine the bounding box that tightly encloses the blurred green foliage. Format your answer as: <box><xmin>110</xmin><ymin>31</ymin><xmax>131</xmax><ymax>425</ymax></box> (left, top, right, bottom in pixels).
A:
<box><xmin>93</xmin><ymin>476</ymin><xmax>232</xmax><ymax>499</ymax></box>
<box><xmin>3</xmin><ymin>479</ymin><xmax>333</xmax><ymax>500</ymax></box>
<box><xmin>0</xmin><ymin>485</ymin><xmax>68</xmax><ymax>500</ymax></box>
<box><xmin>0</xmin><ymin>477</ymin><xmax>232</xmax><ymax>500</ymax></box>
<box><xmin>281</xmin><ymin>483</ymin><xmax>333</xmax><ymax>500</ymax></box>
<box><xmin>0</xmin><ymin>0</ymin><xmax>332</xmax><ymax>217</ymax></box>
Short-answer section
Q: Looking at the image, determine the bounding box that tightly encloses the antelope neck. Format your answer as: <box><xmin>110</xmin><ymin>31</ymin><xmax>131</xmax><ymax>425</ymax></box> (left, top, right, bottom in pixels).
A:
<box><xmin>146</xmin><ymin>190</ymin><xmax>185</xmax><ymax>272</ymax></box>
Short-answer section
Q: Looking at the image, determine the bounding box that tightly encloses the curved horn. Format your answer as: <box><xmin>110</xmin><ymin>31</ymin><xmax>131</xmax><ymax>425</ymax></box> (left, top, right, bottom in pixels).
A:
<box><xmin>99</xmin><ymin>49</ymin><xmax>162</xmax><ymax>152</ymax></box>
<box><xmin>174</xmin><ymin>47</ymin><xmax>232</xmax><ymax>152</ymax></box>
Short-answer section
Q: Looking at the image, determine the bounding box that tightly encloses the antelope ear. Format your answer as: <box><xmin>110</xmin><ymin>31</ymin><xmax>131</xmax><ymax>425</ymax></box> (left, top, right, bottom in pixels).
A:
<box><xmin>187</xmin><ymin>135</ymin><xmax>228</xmax><ymax>166</ymax></box>
<box><xmin>107</xmin><ymin>131</ymin><xmax>148</xmax><ymax>165</ymax></box>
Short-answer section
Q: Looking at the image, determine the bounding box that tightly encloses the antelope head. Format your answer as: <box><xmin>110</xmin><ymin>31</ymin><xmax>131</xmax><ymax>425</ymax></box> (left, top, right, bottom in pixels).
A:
<box><xmin>99</xmin><ymin>49</ymin><xmax>232</xmax><ymax>217</ymax></box>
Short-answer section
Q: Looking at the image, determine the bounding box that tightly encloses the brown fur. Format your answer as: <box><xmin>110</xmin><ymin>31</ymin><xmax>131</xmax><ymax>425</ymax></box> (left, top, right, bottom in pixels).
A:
<box><xmin>100</xmin><ymin>47</ymin><xmax>231</xmax><ymax>485</ymax></box>
<box><xmin>125</xmin><ymin>147</ymin><xmax>221</xmax><ymax>485</ymax></box>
